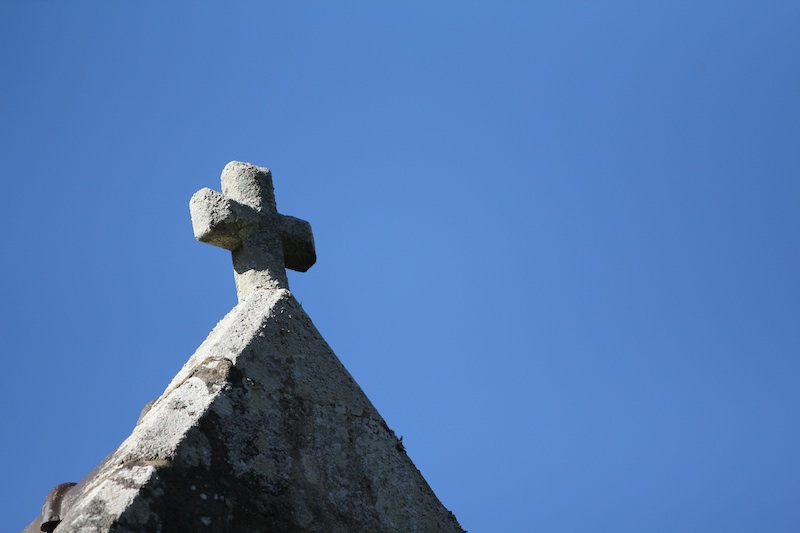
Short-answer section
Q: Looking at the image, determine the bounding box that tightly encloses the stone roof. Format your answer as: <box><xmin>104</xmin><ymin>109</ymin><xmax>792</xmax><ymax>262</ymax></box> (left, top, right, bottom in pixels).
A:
<box><xmin>23</xmin><ymin>162</ymin><xmax>463</xmax><ymax>533</ymax></box>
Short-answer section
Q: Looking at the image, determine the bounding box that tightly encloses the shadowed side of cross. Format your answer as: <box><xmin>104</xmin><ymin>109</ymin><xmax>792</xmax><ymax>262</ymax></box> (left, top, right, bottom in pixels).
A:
<box><xmin>189</xmin><ymin>161</ymin><xmax>316</xmax><ymax>301</ymax></box>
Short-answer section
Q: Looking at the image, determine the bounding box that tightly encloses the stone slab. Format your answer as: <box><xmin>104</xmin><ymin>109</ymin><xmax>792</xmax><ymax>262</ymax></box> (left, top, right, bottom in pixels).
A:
<box><xmin>24</xmin><ymin>289</ymin><xmax>463</xmax><ymax>532</ymax></box>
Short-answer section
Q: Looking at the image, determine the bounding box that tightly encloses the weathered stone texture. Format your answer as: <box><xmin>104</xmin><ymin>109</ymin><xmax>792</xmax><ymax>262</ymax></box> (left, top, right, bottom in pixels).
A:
<box><xmin>24</xmin><ymin>161</ymin><xmax>462</xmax><ymax>532</ymax></box>
<box><xmin>189</xmin><ymin>162</ymin><xmax>316</xmax><ymax>300</ymax></box>
<box><xmin>24</xmin><ymin>289</ymin><xmax>463</xmax><ymax>532</ymax></box>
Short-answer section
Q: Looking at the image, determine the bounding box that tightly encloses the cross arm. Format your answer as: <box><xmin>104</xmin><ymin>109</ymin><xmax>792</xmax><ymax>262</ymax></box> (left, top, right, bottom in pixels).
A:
<box><xmin>189</xmin><ymin>188</ymin><xmax>260</xmax><ymax>251</ymax></box>
<box><xmin>279</xmin><ymin>215</ymin><xmax>316</xmax><ymax>272</ymax></box>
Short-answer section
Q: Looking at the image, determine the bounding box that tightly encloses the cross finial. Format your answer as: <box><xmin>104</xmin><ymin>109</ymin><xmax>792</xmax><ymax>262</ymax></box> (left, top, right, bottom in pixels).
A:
<box><xmin>189</xmin><ymin>161</ymin><xmax>316</xmax><ymax>301</ymax></box>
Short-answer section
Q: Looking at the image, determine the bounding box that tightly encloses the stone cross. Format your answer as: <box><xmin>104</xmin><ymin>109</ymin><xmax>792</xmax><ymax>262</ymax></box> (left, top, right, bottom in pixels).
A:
<box><xmin>189</xmin><ymin>161</ymin><xmax>316</xmax><ymax>301</ymax></box>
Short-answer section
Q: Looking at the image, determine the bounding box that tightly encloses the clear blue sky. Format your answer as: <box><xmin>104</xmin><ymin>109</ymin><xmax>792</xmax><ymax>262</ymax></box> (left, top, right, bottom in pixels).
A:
<box><xmin>2</xmin><ymin>2</ymin><xmax>799</xmax><ymax>532</ymax></box>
